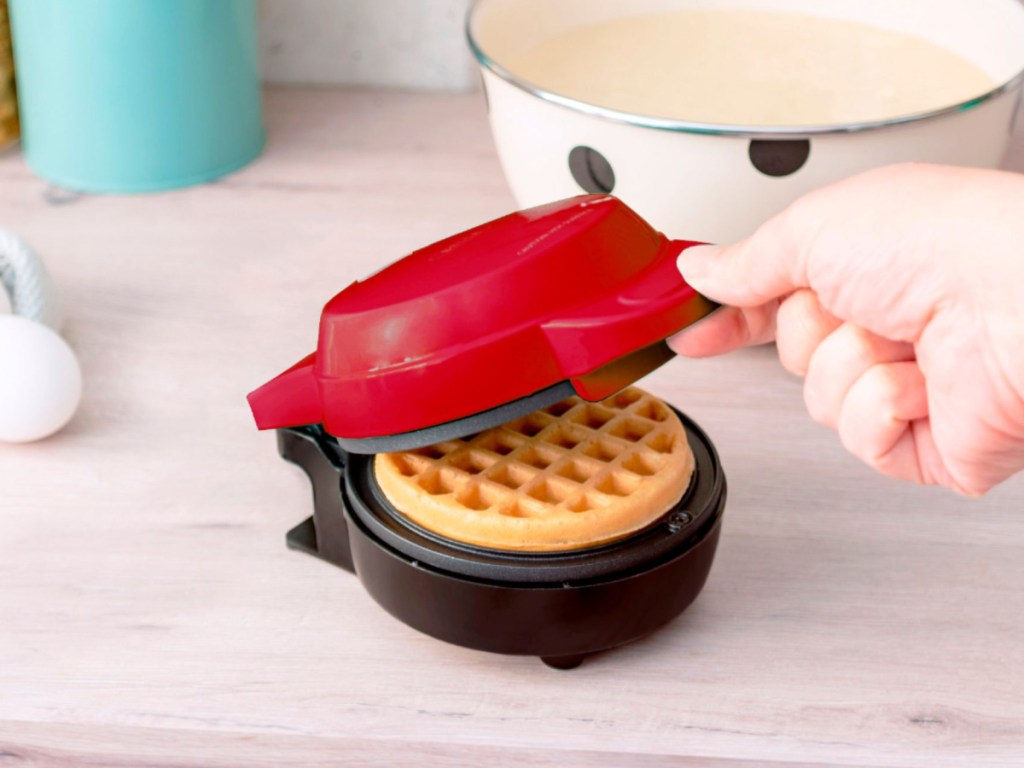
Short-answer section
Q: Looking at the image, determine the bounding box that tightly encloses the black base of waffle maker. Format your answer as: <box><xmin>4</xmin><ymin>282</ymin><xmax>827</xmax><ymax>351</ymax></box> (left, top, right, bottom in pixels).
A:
<box><xmin>276</xmin><ymin>408</ymin><xmax>725</xmax><ymax>670</ymax></box>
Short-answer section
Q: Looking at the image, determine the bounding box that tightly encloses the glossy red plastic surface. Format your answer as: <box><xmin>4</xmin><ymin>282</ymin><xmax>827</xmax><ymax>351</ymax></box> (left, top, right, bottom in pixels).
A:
<box><xmin>248</xmin><ymin>195</ymin><xmax>711</xmax><ymax>439</ymax></box>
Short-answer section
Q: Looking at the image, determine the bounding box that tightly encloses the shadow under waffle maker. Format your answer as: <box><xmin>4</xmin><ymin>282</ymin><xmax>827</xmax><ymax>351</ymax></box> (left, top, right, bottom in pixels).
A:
<box><xmin>248</xmin><ymin>195</ymin><xmax>727</xmax><ymax>669</ymax></box>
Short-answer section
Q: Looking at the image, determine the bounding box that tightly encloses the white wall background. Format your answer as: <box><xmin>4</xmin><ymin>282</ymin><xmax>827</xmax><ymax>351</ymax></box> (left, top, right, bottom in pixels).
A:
<box><xmin>258</xmin><ymin>0</ymin><xmax>478</xmax><ymax>91</ymax></box>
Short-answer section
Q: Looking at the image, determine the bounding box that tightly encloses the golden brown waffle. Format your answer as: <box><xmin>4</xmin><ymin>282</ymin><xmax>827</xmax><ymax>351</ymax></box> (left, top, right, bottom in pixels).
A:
<box><xmin>374</xmin><ymin>387</ymin><xmax>694</xmax><ymax>552</ymax></box>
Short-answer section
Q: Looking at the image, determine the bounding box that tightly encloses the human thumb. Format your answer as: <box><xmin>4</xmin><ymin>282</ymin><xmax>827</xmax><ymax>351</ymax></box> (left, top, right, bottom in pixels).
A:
<box><xmin>677</xmin><ymin>221</ymin><xmax>808</xmax><ymax>308</ymax></box>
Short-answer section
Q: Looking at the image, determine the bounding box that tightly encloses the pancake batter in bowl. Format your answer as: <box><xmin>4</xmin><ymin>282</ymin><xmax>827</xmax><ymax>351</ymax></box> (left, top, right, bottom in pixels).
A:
<box><xmin>505</xmin><ymin>9</ymin><xmax>996</xmax><ymax>125</ymax></box>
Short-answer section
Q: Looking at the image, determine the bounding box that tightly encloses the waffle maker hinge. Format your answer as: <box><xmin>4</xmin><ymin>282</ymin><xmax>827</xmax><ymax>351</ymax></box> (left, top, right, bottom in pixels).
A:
<box><xmin>278</xmin><ymin>426</ymin><xmax>355</xmax><ymax>573</ymax></box>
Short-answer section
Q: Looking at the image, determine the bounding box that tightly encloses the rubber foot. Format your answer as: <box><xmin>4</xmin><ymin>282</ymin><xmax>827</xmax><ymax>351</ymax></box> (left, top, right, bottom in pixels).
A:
<box><xmin>541</xmin><ymin>654</ymin><xmax>585</xmax><ymax>670</ymax></box>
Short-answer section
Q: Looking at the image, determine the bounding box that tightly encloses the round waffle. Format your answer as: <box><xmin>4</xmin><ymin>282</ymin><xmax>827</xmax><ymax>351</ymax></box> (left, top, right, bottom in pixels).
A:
<box><xmin>373</xmin><ymin>387</ymin><xmax>695</xmax><ymax>552</ymax></box>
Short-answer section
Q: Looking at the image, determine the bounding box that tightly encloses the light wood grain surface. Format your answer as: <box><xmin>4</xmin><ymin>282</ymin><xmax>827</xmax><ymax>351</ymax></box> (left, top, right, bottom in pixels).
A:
<box><xmin>1</xmin><ymin>88</ymin><xmax>1023</xmax><ymax>768</ymax></box>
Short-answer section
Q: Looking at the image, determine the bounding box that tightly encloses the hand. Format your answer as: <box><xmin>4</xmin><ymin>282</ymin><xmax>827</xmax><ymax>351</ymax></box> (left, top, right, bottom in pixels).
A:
<box><xmin>669</xmin><ymin>163</ymin><xmax>1024</xmax><ymax>496</ymax></box>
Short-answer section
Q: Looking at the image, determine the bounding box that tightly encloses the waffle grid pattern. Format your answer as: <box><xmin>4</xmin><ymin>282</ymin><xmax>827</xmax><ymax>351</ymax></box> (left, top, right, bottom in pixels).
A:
<box><xmin>380</xmin><ymin>388</ymin><xmax>685</xmax><ymax>521</ymax></box>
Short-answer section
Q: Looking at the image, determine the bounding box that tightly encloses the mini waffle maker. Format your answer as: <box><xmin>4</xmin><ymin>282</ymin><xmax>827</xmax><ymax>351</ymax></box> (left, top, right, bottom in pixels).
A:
<box><xmin>249</xmin><ymin>195</ymin><xmax>727</xmax><ymax>669</ymax></box>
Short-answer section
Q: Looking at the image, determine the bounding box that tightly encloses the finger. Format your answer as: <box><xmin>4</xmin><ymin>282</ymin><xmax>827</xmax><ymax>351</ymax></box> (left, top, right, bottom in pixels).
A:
<box><xmin>668</xmin><ymin>302</ymin><xmax>779</xmax><ymax>358</ymax></box>
<box><xmin>836</xmin><ymin>361</ymin><xmax>930</xmax><ymax>484</ymax></box>
<box><xmin>804</xmin><ymin>323</ymin><xmax>915</xmax><ymax>428</ymax></box>
<box><xmin>904</xmin><ymin>419</ymin><xmax>994</xmax><ymax>497</ymax></box>
<box><xmin>774</xmin><ymin>289</ymin><xmax>841</xmax><ymax>376</ymax></box>
<box><xmin>676</xmin><ymin>206</ymin><xmax>814</xmax><ymax>307</ymax></box>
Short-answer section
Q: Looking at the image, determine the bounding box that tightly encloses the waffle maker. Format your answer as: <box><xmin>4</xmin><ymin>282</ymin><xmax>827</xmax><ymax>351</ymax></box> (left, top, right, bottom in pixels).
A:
<box><xmin>249</xmin><ymin>195</ymin><xmax>727</xmax><ymax>669</ymax></box>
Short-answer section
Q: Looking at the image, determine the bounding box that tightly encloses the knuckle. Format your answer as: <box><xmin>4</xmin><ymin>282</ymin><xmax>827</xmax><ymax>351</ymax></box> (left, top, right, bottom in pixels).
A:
<box><xmin>861</xmin><ymin>364</ymin><xmax>902</xmax><ymax>407</ymax></box>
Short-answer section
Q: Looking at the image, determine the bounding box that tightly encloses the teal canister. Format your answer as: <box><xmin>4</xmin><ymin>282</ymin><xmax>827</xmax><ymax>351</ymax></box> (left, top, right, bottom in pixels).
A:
<box><xmin>8</xmin><ymin>0</ymin><xmax>264</xmax><ymax>193</ymax></box>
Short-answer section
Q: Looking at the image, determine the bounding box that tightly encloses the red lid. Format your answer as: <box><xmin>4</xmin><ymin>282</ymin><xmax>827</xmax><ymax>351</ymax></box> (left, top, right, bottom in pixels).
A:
<box><xmin>248</xmin><ymin>195</ymin><xmax>713</xmax><ymax>441</ymax></box>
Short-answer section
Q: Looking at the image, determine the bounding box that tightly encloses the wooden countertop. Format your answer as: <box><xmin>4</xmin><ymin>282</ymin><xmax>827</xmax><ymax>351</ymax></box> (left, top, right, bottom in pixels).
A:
<box><xmin>2</xmin><ymin>88</ymin><xmax>1023</xmax><ymax>768</ymax></box>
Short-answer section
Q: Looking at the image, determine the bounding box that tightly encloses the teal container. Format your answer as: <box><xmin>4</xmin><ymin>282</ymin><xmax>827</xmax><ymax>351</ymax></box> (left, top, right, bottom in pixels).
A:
<box><xmin>9</xmin><ymin>0</ymin><xmax>264</xmax><ymax>193</ymax></box>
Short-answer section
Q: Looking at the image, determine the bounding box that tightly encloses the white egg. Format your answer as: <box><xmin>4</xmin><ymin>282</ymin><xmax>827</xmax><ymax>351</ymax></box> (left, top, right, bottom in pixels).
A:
<box><xmin>0</xmin><ymin>315</ymin><xmax>82</xmax><ymax>442</ymax></box>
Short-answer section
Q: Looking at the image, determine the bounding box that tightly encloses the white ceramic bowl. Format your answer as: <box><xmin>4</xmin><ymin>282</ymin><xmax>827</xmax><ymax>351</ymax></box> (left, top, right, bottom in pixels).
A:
<box><xmin>468</xmin><ymin>0</ymin><xmax>1024</xmax><ymax>242</ymax></box>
